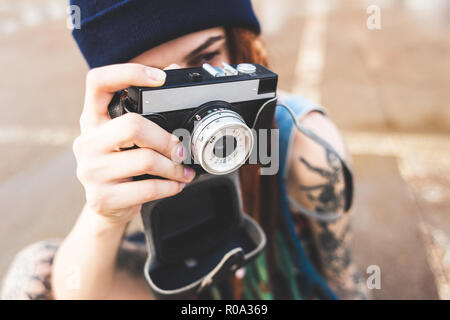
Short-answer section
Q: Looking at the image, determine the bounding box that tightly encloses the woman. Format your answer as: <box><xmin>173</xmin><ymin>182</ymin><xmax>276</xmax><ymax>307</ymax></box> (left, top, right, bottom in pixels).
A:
<box><xmin>1</xmin><ymin>0</ymin><xmax>367</xmax><ymax>300</ymax></box>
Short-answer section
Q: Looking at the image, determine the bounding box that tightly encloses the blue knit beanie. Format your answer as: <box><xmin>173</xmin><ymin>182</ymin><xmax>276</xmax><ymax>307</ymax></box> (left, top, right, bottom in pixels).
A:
<box><xmin>70</xmin><ymin>0</ymin><xmax>261</xmax><ymax>69</ymax></box>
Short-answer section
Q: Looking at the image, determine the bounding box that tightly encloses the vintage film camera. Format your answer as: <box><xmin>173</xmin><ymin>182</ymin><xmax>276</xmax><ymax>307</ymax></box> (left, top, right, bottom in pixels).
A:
<box><xmin>108</xmin><ymin>63</ymin><xmax>278</xmax><ymax>298</ymax></box>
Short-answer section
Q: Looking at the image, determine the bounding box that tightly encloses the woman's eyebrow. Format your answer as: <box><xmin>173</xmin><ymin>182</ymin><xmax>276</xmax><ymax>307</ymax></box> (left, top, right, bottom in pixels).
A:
<box><xmin>183</xmin><ymin>35</ymin><xmax>225</xmax><ymax>61</ymax></box>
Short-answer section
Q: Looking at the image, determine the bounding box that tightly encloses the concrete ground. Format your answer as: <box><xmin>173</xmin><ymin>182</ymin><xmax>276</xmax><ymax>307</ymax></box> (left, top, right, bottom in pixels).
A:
<box><xmin>0</xmin><ymin>0</ymin><xmax>449</xmax><ymax>299</ymax></box>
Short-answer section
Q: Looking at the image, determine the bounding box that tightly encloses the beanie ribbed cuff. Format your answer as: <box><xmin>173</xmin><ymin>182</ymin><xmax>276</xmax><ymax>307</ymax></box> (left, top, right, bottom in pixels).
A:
<box><xmin>71</xmin><ymin>0</ymin><xmax>260</xmax><ymax>68</ymax></box>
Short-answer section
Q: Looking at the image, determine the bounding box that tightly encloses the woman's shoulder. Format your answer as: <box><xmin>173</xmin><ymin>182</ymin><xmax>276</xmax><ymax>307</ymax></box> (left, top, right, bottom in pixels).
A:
<box><xmin>274</xmin><ymin>92</ymin><xmax>329</xmax><ymax>152</ymax></box>
<box><xmin>275</xmin><ymin>92</ymin><xmax>328</xmax><ymax>127</ymax></box>
<box><xmin>274</xmin><ymin>93</ymin><xmax>344</xmax><ymax>178</ymax></box>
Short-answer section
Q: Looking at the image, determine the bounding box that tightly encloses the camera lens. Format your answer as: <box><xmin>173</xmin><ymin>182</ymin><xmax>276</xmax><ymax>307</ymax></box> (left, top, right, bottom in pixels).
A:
<box><xmin>213</xmin><ymin>136</ymin><xmax>237</xmax><ymax>158</ymax></box>
<box><xmin>191</xmin><ymin>109</ymin><xmax>254</xmax><ymax>175</ymax></box>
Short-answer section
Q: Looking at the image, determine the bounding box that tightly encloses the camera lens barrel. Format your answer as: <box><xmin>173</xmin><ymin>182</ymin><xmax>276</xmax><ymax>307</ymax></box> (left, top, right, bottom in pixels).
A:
<box><xmin>191</xmin><ymin>109</ymin><xmax>254</xmax><ymax>175</ymax></box>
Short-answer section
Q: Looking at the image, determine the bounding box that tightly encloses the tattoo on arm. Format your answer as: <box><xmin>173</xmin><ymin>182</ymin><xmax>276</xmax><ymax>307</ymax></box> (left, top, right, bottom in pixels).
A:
<box><xmin>298</xmin><ymin>149</ymin><xmax>346</xmax><ymax>213</ymax></box>
<box><xmin>296</xmin><ymin>149</ymin><xmax>368</xmax><ymax>298</ymax></box>
<box><xmin>317</xmin><ymin>221</ymin><xmax>351</xmax><ymax>273</ymax></box>
<box><xmin>314</xmin><ymin>220</ymin><xmax>368</xmax><ymax>299</ymax></box>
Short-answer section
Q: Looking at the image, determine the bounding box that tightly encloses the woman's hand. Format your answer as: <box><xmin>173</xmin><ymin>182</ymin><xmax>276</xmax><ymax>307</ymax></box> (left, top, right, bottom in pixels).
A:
<box><xmin>73</xmin><ymin>63</ymin><xmax>196</xmax><ymax>225</ymax></box>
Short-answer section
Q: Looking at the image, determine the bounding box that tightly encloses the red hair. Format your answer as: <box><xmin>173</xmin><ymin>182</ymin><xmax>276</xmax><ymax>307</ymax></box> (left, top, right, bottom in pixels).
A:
<box><xmin>226</xmin><ymin>27</ymin><xmax>280</xmax><ymax>298</ymax></box>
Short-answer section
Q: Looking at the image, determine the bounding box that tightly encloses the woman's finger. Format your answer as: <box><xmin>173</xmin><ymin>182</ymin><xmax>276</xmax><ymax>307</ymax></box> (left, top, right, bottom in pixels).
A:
<box><xmin>93</xmin><ymin>147</ymin><xmax>195</xmax><ymax>183</ymax></box>
<box><xmin>85</xmin><ymin>112</ymin><xmax>184</xmax><ymax>161</ymax></box>
<box><xmin>81</xmin><ymin>63</ymin><xmax>166</xmax><ymax>132</ymax></box>
<box><xmin>96</xmin><ymin>179</ymin><xmax>185</xmax><ymax>211</ymax></box>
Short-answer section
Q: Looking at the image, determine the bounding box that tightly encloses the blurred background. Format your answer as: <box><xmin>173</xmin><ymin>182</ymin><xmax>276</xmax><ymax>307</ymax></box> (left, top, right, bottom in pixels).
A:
<box><xmin>0</xmin><ymin>0</ymin><xmax>449</xmax><ymax>299</ymax></box>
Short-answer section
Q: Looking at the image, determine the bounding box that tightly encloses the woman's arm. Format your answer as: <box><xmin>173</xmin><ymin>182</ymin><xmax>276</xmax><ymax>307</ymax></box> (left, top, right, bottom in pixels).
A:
<box><xmin>53</xmin><ymin>205</ymin><xmax>126</xmax><ymax>299</ymax></box>
<box><xmin>285</xmin><ymin>111</ymin><xmax>347</xmax><ymax>215</ymax></box>
<box><xmin>285</xmin><ymin>111</ymin><xmax>368</xmax><ymax>299</ymax></box>
<box><xmin>53</xmin><ymin>206</ymin><xmax>160</xmax><ymax>299</ymax></box>
<box><xmin>52</xmin><ymin>64</ymin><xmax>196</xmax><ymax>300</ymax></box>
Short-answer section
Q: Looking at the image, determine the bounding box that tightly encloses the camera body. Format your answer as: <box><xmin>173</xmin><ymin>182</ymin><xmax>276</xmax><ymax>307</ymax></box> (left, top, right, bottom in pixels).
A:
<box><xmin>109</xmin><ymin>63</ymin><xmax>278</xmax><ymax>175</ymax></box>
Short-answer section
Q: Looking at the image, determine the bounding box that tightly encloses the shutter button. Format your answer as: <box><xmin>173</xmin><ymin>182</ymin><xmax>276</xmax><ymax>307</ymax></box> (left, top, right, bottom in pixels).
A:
<box><xmin>237</xmin><ymin>63</ymin><xmax>257</xmax><ymax>74</ymax></box>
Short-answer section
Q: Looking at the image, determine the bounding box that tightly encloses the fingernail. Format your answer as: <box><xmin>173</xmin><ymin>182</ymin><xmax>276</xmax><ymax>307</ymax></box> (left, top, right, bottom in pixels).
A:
<box><xmin>184</xmin><ymin>167</ymin><xmax>195</xmax><ymax>180</ymax></box>
<box><xmin>177</xmin><ymin>143</ymin><xmax>186</xmax><ymax>161</ymax></box>
<box><xmin>145</xmin><ymin>67</ymin><xmax>166</xmax><ymax>82</ymax></box>
<box><xmin>179</xmin><ymin>183</ymin><xmax>186</xmax><ymax>191</ymax></box>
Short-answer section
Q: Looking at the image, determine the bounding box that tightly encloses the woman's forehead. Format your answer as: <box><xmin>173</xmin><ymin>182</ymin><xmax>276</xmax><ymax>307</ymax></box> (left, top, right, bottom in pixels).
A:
<box><xmin>130</xmin><ymin>27</ymin><xmax>226</xmax><ymax>68</ymax></box>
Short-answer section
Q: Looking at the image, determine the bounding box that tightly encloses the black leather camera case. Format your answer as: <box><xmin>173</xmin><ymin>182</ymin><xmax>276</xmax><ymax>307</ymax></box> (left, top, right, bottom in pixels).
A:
<box><xmin>141</xmin><ymin>172</ymin><xmax>266</xmax><ymax>299</ymax></box>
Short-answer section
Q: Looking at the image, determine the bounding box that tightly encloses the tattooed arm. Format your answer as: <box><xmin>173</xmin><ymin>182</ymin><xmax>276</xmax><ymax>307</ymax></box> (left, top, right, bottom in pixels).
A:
<box><xmin>285</xmin><ymin>111</ymin><xmax>368</xmax><ymax>299</ymax></box>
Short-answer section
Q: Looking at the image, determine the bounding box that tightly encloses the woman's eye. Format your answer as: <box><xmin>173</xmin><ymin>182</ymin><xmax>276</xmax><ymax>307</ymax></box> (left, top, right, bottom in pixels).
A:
<box><xmin>188</xmin><ymin>50</ymin><xmax>221</xmax><ymax>67</ymax></box>
<box><xmin>202</xmin><ymin>51</ymin><xmax>221</xmax><ymax>62</ymax></box>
